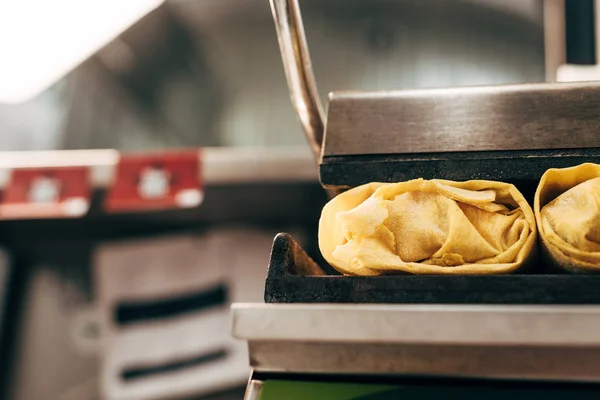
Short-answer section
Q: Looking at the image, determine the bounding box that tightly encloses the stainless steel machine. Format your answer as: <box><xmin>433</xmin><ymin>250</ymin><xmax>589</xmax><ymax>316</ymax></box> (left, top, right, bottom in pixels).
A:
<box><xmin>272</xmin><ymin>0</ymin><xmax>600</xmax><ymax>189</ymax></box>
<box><xmin>233</xmin><ymin>1</ymin><xmax>600</xmax><ymax>399</ymax></box>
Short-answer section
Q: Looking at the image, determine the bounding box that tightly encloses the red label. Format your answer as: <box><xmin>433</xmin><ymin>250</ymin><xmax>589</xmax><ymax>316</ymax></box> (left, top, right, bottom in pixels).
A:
<box><xmin>0</xmin><ymin>167</ymin><xmax>90</xmax><ymax>220</ymax></box>
<box><xmin>104</xmin><ymin>150</ymin><xmax>203</xmax><ymax>213</ymax></box>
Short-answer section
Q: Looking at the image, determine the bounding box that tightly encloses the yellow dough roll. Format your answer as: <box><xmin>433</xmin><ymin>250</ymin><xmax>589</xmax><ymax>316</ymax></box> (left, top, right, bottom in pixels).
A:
<box><xmin>319</xmin><ymin>179</ymin><xmax>537</xmax><ymax>275</ymax></box>
<box><xmin>535</xmin><ymin>163</ymin><xmax>600</xmax><ymax>273</ymax></box>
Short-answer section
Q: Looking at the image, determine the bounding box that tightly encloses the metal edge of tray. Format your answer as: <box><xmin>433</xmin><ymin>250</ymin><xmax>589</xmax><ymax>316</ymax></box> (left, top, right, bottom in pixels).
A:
<box><xmin>232</xmin><ymin>303</ymin><xmax>600</xmax><ymax>382</ymax></box>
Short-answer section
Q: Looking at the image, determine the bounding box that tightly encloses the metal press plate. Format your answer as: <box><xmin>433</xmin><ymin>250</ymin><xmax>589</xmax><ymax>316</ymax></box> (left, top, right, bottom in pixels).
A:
<box><xmin>324</xmin><ymin>81</ymin><xmax>600</xmax><ymax>156</ymax></box>
<box><xmin>232</xmin><ymin>303</ymin><xmax>600</xmax><ymax>382</ymax></box>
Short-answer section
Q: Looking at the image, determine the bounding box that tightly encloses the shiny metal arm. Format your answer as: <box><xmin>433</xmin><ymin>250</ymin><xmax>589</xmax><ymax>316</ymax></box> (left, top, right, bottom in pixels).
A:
<box><xmin>270</xmin><ymin>0</ymin><xmax>325</xmax><ymax>162</ymax></box>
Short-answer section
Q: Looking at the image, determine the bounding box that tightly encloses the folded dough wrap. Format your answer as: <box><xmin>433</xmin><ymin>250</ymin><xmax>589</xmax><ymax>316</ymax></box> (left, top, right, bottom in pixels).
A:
<box><xmin>535</xmin><ymin>163</ymin><xmax>600</xmax><ymax>273</ymax></box>
<box><xmin>319</xmin><ymin>179</ymin><xmax>536</xmax><ymax>275</ymax></box>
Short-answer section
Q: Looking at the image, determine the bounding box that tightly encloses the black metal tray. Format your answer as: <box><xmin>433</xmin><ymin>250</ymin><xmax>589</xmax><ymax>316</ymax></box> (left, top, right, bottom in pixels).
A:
<box><xmin>265</xmin><ymin>233</ymin><xmax>600</xmax><ymax>304</ymax></box>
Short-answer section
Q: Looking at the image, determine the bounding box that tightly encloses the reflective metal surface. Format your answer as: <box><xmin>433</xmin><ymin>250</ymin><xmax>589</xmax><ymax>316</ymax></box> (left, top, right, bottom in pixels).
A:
<box><xmin>324</xmin><ymin>81</ymin><xmax>600</xmax><ymax>156</ymax></box>
<box><xmin>244</xmin><ymin>378</ymin><xmax>263</xmax><ymax>400</ymax></box>
<box><xmin>270</xmin><ymin>0</ymin><xmax>324</xmax><ymax>162</ymax></box>
<box><xmin>233</xmin><ymin>303</ymin><xmax>600</xmax><ymax>346</ymax></box>
<box><xmin>233</xmin><ymin>303</ymin><xmax>600</xmax><ymax>382</ymax></box>
<box><xmin>247</xmin><ymin>341</ymin><xmax>600</xmax><ymax>382</ymax></box>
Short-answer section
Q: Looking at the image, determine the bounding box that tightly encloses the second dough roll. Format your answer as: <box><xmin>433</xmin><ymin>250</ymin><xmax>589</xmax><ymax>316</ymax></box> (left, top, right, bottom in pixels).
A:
<box><xmin>319</xmin><ymin>178</ymin><xmax>537</xmax><ymax>275</ymax></box>
<box><xmin>535</xmin><ymin>163</ymin><xmax>600</xmax><ymax>273</ymax></box>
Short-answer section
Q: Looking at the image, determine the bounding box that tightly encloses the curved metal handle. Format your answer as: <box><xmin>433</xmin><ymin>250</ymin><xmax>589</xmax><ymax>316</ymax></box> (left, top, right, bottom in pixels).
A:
<box><xmin>270</xmin><ymin>0</ymin><xmax>325</xmax><ymax>162</ymax></box>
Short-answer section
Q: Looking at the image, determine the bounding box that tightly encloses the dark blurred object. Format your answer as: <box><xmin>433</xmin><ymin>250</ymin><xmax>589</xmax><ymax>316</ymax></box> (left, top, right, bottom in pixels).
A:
<box><xmin>0</xmin><ymin>249</ymin><xmax>9</xmax><ymax>340</ymax></box>
<box><xmin>565</xmin><ymin>0</ymin><xmax>596</xmax><ymax>65</ymax></box>
<box><xmin>0</xmin><ymin>248</ymin><xmax>10</xmax><ymax>379</ymax></box>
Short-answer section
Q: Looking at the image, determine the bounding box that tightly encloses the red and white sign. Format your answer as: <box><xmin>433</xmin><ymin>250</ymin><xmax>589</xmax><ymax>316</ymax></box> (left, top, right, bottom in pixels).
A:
<box><xmin>0</xmin><ymin>167</ymin><xmax>90</xmax><ymax>220</ymax></box>
<box><xmin>104</xmin><ymin>150</ymin><xmax>203</xmax><ymax>213</ymax></box>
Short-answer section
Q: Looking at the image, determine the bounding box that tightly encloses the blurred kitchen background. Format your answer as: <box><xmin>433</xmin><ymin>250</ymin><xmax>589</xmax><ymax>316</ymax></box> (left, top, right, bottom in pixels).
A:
<box><xmin>0</xmin><ymin>0</ymin><xmax>592</xmax><ymax>399</ymax></box>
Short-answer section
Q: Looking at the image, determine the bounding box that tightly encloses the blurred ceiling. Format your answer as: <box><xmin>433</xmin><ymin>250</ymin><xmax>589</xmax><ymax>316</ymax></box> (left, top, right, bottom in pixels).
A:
<box><xmin>0</xmin><ymin>0</ymin><xmax>546</xmax><ymax>152</ymax></box>
<box><xmin>0</xmin><ymin>0</ymin><xmax>164</xmax><ymax>103</ymax></box>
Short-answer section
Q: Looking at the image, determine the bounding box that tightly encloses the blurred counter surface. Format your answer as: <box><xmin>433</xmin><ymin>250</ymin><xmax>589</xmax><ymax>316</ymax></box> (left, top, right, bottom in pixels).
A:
<box><xmin>0</xmin><ymin>146</ymin><xmax>317</xmax><ymax>188</ymax></box>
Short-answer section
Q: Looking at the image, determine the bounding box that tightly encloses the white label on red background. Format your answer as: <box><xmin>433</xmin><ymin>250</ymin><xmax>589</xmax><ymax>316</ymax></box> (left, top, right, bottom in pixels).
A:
<box><xmin>0</xmin><ymin>167</ymin><xmax>90</xmax><ymax>220</ymax></box>
<box><xmin>104</xmin><ymin>150</ymin><xmax>203</xmax><ymax>213</ymax></box>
